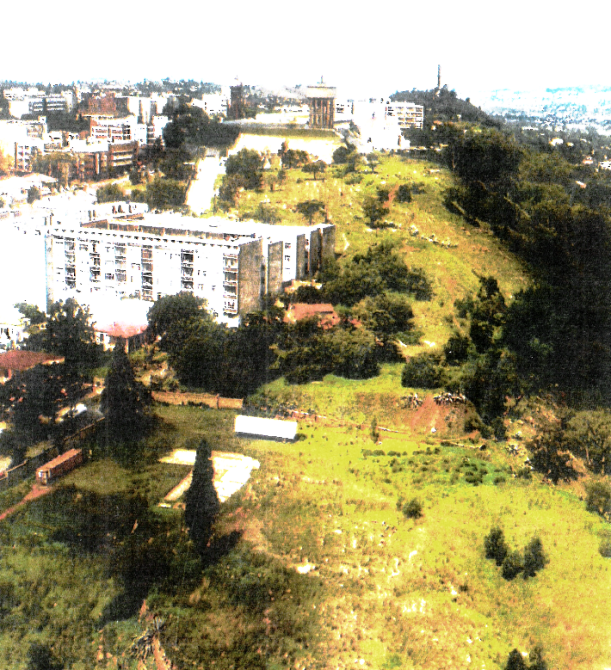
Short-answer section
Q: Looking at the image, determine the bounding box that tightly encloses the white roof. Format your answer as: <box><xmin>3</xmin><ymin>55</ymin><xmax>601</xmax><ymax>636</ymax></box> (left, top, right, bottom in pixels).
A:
<box><xmin>235</xmin><ymin>415</ymin><xmax>297</xmax><ymax>441</ymax></box>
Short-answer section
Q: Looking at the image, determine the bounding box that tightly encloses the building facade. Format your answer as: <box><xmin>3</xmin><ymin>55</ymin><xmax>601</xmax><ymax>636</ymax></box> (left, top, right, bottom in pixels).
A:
<box><xmin>44</xmin><ymin>213</ymin><xmax>335</xmax><ymax>325</ymax></box>
<box><xmin>307</xmin><ymin>83</ymin><xmax>336</xmax><ymax>129</ymax></box>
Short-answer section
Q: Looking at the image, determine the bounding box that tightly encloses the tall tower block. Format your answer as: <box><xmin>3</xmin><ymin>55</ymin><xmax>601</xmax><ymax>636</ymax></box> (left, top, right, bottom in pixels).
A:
<box><xmin>306</xmin><ymin>79</ymin><xmax>336</xmax><ymax>129</ymax></box>
<box><xmin>437</xmin><ymin>64</ymin><xmax>441</xmax><ymax>89</ymax></box>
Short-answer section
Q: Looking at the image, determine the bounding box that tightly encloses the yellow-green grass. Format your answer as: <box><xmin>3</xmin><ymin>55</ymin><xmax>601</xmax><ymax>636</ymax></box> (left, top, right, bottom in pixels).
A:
<box><xmin>204</xmin><ymin>406</ymin><xmax>611</xmax><ymax>670</ymax></box>
<box><xmin>227</xmin><ymin>154</ymin><xmax>529</xmax><ymax>351</ymax></box>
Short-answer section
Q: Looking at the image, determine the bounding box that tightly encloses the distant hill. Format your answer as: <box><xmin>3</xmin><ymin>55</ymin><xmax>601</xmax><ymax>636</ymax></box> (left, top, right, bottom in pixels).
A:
<box><xmin>391</xmin><ymin>86</ymin><xmax>499</xmax><ymax>127</ymax></box>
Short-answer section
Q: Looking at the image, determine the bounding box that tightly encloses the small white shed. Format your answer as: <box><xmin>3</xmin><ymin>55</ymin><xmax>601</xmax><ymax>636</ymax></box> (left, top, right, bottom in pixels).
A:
<box><xmin>234</xmin><ymin>415</ymin><xmax>298</xmax><ymax>442</ymax></box>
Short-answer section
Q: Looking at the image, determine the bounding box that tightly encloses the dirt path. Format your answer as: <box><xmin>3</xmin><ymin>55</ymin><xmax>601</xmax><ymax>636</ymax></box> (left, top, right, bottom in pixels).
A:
<box><xmin>0</xmin><ymin>483</ymin><xmax>53</xmax><ymax>521</ymax></box>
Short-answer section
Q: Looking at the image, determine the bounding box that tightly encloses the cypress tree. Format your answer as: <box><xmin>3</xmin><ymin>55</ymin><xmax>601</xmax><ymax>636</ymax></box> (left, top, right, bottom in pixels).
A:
<box><xmin>100</xmin><ymin>342</ymin><xmax>151</xmax><ymax>460</ymax></box>
<box><xmin>185</xmin><ymin>440</ymin><xmax>220</xmax><ymax>558</ymax></box>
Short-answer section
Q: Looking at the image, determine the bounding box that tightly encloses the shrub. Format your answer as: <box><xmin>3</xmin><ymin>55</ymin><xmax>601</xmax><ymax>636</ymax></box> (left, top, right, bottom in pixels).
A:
<box><xmin>598</xmin><ymin>539</ymin><xmax>611</xmax><ymax>558</ymax></box>
<box><xmin>402</xmin><ymin>498</ymin><xmax>423</xmax><ymax>519</ymax></box>
<box><xmin>523</xmin><ymin>536</ymin><xmax>548</xmax><ymax>578</ymax></box>
<box><xmin>401</xmin><ymin>352</ymin><xmax>445</xmax><ymax>389</ymax></box>
<box><xmin>484</xmin><ymin>527</ymin><xmax>508</xmax><ymax>566</ymax></box>
<box><xmin>585</xmin><ymin>480</ymin><xmax>611</xmax><ymax>519</ymax></box>
<box><xmin>504</xmin><ymin>649</ymin><xmax>527</xmax><ymax>670</ymax></box>
<box><xmin>395</xmin><ymin>183</ymin><xmax>413</xmax><ymax>203</ymax></box>
<box><xmin>501</xmin><ymin>550</ymin><xmax>524</xmax><ymax>580</ymax></box>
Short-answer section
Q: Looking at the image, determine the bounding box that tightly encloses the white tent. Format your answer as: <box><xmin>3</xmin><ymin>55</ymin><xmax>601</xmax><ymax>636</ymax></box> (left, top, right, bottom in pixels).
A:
<box><xmin>234</xmin><ymin>415</ymin><xmax>297</xmax><ymax>441</ymax></box>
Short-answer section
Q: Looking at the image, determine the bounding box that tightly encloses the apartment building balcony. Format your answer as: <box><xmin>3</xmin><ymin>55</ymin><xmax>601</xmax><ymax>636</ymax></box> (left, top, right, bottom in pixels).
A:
<box><xmin>223</xmin><ymin>298</ymin><xmax>238</xmax><ymax>314</ymax></box>
<box><xmin>181</xmin><ymin>278</ymin><xmax>194</xmax><ymax>290</ymax></box>
<box><xmin>181</xmin><ymin>267</ymin><xmax>193</xmax><ymax>278</ymax></box>
<box><xmin>142</xmin><ymin>262</ymin><xmax>153</xmax><ymax>273</ymax></box>
<box><xmin>223</xmin><ymin>270</ymin><xmax>238</xmax><ymax>283</ymax></box>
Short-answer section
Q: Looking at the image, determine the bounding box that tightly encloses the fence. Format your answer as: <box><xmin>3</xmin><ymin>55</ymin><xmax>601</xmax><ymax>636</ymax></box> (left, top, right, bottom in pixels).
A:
<box><xmin>152</xmin><ymin>391</ymin><xmax>243</xmax><ymax>410</ymax></box>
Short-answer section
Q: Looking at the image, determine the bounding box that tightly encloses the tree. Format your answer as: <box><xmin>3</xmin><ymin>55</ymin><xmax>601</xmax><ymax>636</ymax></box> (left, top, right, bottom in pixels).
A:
<box><xmin>528</xmin><ymin>646</ymin><xmax>548</xmax><ymax>670</ymax></box>
<box><xmin>147</xmin><ymin>292</ymin><xmax>208</xmax><ymax>354</ymax></box>
<box><xmin>527</xmin><ymin>418</ymin><xmax>579</xmax><ymax>484</ymax></box>
<box><xmin>32</xmin><ymin>152</ymin><xmax>75</xmax><ymax>187</ymax></box>
<box><xmin>0</xmin><ymin>364</ymin><xmax>68</xmax><ymax>446</ymax></box>
<box><xmin>15</xmin><ymin>302</ymin><xmax>46</xmax><ymax>326</ymax></box>
<box><xmin>504</xmin><ymin>649</ymin><xmax>527</xmax><ymax>670</ymax></box>
<box><xmin>225</xmin><ymin>149</ymin><xmax>265</xmax><ymax>190</ymax></box>
<box><xmin>296</xmin><ymin>199</ymin><xmax>324</xmax><ymax>224</ymax></box>
<box><xmin>100</xmin><ymin>343</ymin><xmax>152</xmax><ymax>458</ymax></box>
<box><xmin>484</xmin><ymin>526</ymin><xmax>509</xmax><ymax>566</ymax></box>
<box><xmin>564</xmin><ymin>411</ymin><xmax>611</xmax><ymax>475</ymax></box>
<box><xmin>523</xmin><ymin>537</ymin><xmax>547</xmax><ymax>578</ymax></box>
<box><xmin>145</xmin><ymin>177</ymin><xmax>187</xmax><ymax>210</ymax></box>
<box><xmin>396</xmin><ymin>183</ymin><xmax>413</xmax><ymax>203</ymax></box>
<box><xmin>444</xmin><ymin>332</ymin><xmax>472</xmax><ymax>365</ymax></box>
<box><xmin>185</xmin><ymin>440</ymin><xmax>220</xmax><ymax>558</ymax></box>
<box><xmin>302</xmin><ymin>160</ymin><xmax>327</xmax><ymax>180</ymax></box>
<box><xmin>362</xmin><ymin>195</ymin><xmax>389</xmax><ymax>229</ymax></box>
<box><xmin>402</xmin><ymin>352</ymin><xmax>445</xmax><ymax>389</ymax></box>
<box><xmin>27</xmin><ymin>298</ymin><xmax>100</xmax><ymax>372</ymax></box>
<box><xmin>96</xmin><ymin>183</ymin><xmax>126</xmax><ymax>203</ymax></box>
<box><xmin>27</xmin><ymin>186</ymin><xmax>40</xmax><ymax>204</ymax></box>
<box><xmin>352</xmin><ymin>293</ymin><xmax>415</xmax><ymax>346</ymax></box>
<box><xmin>0</xmin><ymin>148</ymin><xmax>11</xmax><ymax>176</ymax></box>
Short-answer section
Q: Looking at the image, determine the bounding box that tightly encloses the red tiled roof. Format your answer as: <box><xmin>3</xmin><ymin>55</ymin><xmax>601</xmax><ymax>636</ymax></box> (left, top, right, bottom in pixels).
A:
<box><xmin>285</xmin><ymin>303</ymin><xmax>340</xmax><ymax>328</ymax></box>
<box><xmin>0</xmin><ymin>351</ymin><xmax>64</xmax><ymax>372</ymax></box>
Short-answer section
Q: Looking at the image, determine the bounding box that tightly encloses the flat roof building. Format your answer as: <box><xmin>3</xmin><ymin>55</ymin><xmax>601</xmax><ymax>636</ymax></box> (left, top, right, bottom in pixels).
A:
<box><xmin>44</xmin><ymin>211</ymin><xmax>335</xmax><ymax>325</ymax></box>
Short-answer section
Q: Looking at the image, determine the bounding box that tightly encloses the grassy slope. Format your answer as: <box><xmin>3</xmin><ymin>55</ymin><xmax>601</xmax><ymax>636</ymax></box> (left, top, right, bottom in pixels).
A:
<box><xmin>229</xmin><ymin>153</ymin><xmax>527</xmax><ymax>353</ymax></box>
<box><xmin>0</xmin><ymin>155</ymin><xmax>608</xmax><ymax>669</ymax></box>
<box><xmin>156</xmin><ymin>407</ymin><xmax>611</xmax><ymax>670</ymax></box>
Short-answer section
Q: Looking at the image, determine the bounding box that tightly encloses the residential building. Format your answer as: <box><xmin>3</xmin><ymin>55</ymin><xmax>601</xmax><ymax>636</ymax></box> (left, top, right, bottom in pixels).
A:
<box><xmin>44</xmin><ymin>212</ymin><xmax>335</xmax><ymax>325</ymax></box>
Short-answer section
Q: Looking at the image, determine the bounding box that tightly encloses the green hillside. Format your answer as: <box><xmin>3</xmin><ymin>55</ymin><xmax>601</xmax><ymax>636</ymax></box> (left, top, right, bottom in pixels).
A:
<box><xmin>0</xmin><ymin>149</ymin><xmax>609</xmax><ymax>670</ymax></box>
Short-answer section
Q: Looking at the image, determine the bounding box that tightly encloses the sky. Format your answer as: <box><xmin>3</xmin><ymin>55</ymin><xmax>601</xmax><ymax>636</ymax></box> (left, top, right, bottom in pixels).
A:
<box><xmin>3</xmin><ymin>0</ymin><xmax>610</xmax><ymax>105</ymax></box>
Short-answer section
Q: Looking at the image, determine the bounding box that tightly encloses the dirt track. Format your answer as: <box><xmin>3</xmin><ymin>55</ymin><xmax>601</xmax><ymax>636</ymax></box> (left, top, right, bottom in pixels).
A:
<box><xmin>0</xmin><ymin>483</ymin><xmax>53</xmax><ymax>521</ymax></box>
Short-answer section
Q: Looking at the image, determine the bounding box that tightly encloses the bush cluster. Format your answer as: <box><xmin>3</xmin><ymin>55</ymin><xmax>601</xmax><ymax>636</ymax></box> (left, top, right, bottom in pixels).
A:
<box><xmin>484</xmin><ymin>527</ymin><xmax>548</xmax><ymax>580</ymax></box>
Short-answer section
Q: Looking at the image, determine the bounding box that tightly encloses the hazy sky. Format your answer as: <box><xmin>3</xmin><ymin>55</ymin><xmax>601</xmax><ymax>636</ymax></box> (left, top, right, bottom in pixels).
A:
<box><xmin>3</xmin><ymin>0</ymin><xmax>610</xmax><ymax>104</ymax></box>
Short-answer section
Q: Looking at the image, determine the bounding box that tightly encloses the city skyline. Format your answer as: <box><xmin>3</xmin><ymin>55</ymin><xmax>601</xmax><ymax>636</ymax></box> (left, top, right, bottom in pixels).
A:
<box><xmin>4</xmin><ymin>0</ymin><xmax>611</xmax><ymax>105</ymax></box>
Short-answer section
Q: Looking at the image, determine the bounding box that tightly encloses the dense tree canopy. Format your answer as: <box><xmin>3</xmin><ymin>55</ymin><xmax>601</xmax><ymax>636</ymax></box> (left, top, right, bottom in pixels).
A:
<box><xmin>162</xmin><ymin>103</ymin><xmax>239</xmax><ymax>149</ymax></box>
<box><xmin>26</xmin><ymin>298</ymin><xmax>100</xmax><ymax>372</ymax></box>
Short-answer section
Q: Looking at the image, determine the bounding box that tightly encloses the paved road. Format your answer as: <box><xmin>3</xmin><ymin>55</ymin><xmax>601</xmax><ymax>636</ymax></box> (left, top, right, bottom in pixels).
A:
<box><xmin>187</xmin><ymin>152</ymin><xmax>225</xmax><ymax>214</ymax></box>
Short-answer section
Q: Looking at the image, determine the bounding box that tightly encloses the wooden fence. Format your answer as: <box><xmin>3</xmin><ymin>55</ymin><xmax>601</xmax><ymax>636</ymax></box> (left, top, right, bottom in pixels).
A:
<box><xmin>152</xmin><ymin>391</ymin><xmax>243</xmax><ymax>410</ymax></box>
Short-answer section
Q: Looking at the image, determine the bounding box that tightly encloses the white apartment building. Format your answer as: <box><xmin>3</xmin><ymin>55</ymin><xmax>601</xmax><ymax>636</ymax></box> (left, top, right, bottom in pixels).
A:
<box><xmin>384</xmin><ymin>102</ymin><xmax>424</xmax><ymax>129</ymax></box>
<box><xmin>353</xmin><ymin>99</ymin><xmax>424</xmax><ymax>130</ymax></box>
<box><xmin>44</xmin><ymin>212</ymin><xmax>335</xmax><ymax>325</ymax></box>
<box><xmin>192</xmin><ymin>94</ymin><xmax>229</xmax><ymax>117</ymax></box>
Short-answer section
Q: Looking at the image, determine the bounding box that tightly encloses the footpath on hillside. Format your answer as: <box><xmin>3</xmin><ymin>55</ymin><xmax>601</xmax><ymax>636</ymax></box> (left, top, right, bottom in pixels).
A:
<box><xmin>0</xmin><ymin>483</ymin><xmax>53</xmax><ymax>521</ymax></box>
